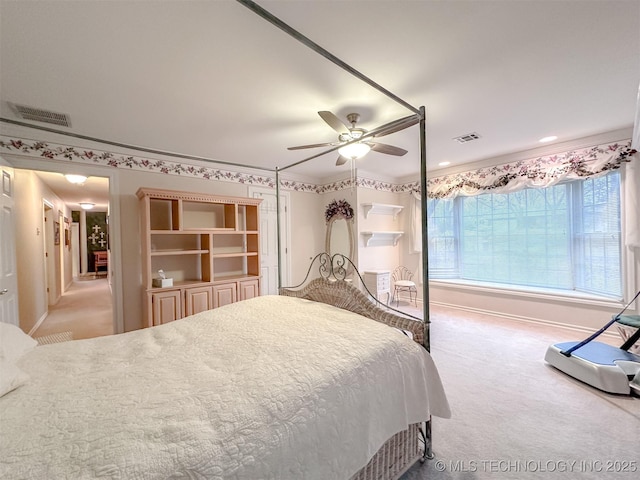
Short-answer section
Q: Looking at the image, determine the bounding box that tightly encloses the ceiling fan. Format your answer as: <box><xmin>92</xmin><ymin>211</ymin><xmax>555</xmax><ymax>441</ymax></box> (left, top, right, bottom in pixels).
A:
<box><xmin>288</xmin><ymin>111</ymin><xmax>409</xmax><ymax>166</ymax></box>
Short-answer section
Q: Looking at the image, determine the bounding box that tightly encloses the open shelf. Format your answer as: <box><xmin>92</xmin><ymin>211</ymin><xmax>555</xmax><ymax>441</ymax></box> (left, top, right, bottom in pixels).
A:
<box><xmin>361</xmin><ymin>231</ymin><xmax>404</xmax><ymax>247</ymax></box>
<box><xmin>362</xmin><ymin>203</ymin><xmax>404</xmax><ymax>219</ymax></box>
<box><xmin>150</xmin><ymin>249</ymin><xmax>209</xmax><ymax>256</ymax></box>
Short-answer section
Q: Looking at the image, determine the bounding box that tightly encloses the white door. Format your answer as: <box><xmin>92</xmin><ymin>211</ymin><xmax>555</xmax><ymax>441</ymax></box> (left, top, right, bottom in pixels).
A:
<box><xmin>43</xmin><ymin>203</ymin><xmax>56</xmax><ymax>306</ymax></box>
<box><xmin>248</xmin><ymin>187</ymin><xmax>290</xmax><ymax>295</ymax></box>
<box><xmin>0</xmin><ymin>161</ymin><xmax>20</xmax><ymax>326</ymax></box>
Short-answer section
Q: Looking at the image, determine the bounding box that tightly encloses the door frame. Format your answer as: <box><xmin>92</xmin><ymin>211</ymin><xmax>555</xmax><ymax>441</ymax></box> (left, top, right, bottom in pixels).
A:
<box><xmin>2</xmin><ymin>154</ymin><xmax>125</xmax><ymax>334</ymax></box>
<box><xmin>42</xmin><ymin>199</ymin><xmax>55</xmax><ymax>306</ymax></box>
<box><xmin>248</xmin><ymin>186</ymin><xmax>291</xmax><ymax>293</ymax></box>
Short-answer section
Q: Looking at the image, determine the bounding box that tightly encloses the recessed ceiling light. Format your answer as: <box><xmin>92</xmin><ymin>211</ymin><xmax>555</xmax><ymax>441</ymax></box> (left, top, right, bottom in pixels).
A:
<box><xmin>438</xmin><ymin>161</ymin><xmax>451</xmax><ymax>167</ymax></box>
<box><xmin>539</xmin><ymin>136</ymin><xmax>558</xmax><ymax>143</ymax></box>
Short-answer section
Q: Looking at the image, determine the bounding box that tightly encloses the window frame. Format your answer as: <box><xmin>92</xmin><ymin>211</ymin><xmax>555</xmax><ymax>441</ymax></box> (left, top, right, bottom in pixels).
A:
<box><xmin>426</xmin><ymin>171</ymin><xmax>625</xmax><ymax>300</ymax></box>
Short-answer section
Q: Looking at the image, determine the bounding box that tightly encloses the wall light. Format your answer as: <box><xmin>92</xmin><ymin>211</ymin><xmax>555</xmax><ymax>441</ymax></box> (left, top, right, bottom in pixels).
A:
<box><xmin>79</xmin><ymin>202</ymin><xmax>95</xmax><ymax>210</ymax></box>
<box><xmin>65</xmin><ymin>174</ymin><xmax>87</xmax><ymax>184</ymax></box>
<box><xmin>337</xmin><ymin>142</ymin><xmax>371</xmax><ymax>160</ymax></box>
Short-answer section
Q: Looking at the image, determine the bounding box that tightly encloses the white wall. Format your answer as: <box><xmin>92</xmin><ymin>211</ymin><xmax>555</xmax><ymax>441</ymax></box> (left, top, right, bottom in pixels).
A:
<box><xmin>4</xmin><ymin>127</ymin><xmax>637</xmax><ymax>335</ymax></box>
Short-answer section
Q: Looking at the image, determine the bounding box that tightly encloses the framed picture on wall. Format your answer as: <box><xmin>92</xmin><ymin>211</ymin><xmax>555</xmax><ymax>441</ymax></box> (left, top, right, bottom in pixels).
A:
<box><xmin>64</xmin><ymin>228</ymin><xmax>70</xmax><ymax>247</ymax></box>
<box><xmin>54</xmin><ymin>221</ymin><xmax>60</xmax><ymax>245</ymax></box>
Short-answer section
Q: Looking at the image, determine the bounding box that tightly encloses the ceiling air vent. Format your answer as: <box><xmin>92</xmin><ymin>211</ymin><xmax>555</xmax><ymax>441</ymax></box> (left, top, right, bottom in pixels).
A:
<box><xmin>453</xmin><ymin>132</ymin><xmax>481</xmax><ymax>144</ymax></box>
<box><xmin>9</xmin><ymin>102</ymin><xmax>71</xmax><ymax>127</ymax></box>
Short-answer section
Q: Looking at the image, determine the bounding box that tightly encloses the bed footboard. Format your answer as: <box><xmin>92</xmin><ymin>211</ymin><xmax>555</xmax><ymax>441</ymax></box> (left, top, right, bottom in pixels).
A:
<box><xmin>349</xmin><ymin>423</ymin><xmax>422</xmax><ymax>480</ymax></box>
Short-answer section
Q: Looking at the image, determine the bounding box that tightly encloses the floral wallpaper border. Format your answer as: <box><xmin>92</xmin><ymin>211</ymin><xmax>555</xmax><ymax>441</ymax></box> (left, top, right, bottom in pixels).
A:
<box><xmin>3</xmin><ymin>136</ymin><xmax>630</xmax><ymax>199</ymax></box>
<box><xmin>0</xmin><ymin>136</ymin><xmax>407</xmax><ymax>194</ymax></box>
<box><xmin>427</xmin><ymin>141</ymin><xmax>637</xmax><ymax>199</ymax></box>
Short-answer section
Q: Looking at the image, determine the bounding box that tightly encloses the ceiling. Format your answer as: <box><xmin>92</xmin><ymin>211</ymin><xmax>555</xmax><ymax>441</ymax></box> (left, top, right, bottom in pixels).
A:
<box><xmin>32</xmin><ymin>171</ymin><xmax>110</xmax><ymax>211</ymax></box>
<box><xmin>1</xmin><ymin>0</ymin><xmax>639</xmax><ymax>198</ymax></box>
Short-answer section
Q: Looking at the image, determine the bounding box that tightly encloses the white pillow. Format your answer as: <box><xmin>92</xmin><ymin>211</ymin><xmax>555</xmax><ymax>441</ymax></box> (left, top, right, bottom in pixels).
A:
<box><xmin>0</xmin><ymin>357</ymin><xmax>30</xmax><ymax>397</ymax></box>
<box><xmin>0</xmin><ymin>322</ymin><xmax>38</xmax><ymax>362</ymax></box>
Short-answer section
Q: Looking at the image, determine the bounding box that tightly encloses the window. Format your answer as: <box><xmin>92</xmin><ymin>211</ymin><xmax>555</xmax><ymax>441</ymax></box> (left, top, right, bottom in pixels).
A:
<box><xmin>573</xmin><ymin>173</ymin><xmax>622</xmax><ymax>296</ymax></box>
<box><xmin>427</xmin><ymin>171</ymin><xmax>622</xmax><ymax>298</ymax></box>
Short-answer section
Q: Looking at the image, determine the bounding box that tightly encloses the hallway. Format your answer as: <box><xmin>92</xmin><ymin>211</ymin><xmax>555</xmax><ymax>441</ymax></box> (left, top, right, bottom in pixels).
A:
<box><xmin>33</xmin><ymin>277</ymin><xmax>113</xmax><ymax>340</ymax></box>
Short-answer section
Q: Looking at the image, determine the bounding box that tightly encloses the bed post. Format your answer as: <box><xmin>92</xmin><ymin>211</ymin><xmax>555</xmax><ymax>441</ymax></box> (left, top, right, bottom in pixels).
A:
<box><xmin>419</xmin><ymin>106</ymin><xmax>429</xmax><ymax>352</ymax></box>
<box><xmin>419</xmin><ymin>106</ymin><xmax>434</xmax><ymax>461</ymax></box>
<box><xmin>276</xmin><ymin>167</ymin><xmax>282</xmax><ymax>290</ymax></box>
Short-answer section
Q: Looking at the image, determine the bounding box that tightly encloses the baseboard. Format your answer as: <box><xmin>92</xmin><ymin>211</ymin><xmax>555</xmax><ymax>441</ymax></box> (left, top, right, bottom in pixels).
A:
<box><xmin>429</xmin><ymin>300</ymin><xmax>619</xmax><ymax>339</ymax></box>
<box><xmin>28</xmin><ymin>311</ymin><xmax>49</xmax><ymax>337</ymax></box>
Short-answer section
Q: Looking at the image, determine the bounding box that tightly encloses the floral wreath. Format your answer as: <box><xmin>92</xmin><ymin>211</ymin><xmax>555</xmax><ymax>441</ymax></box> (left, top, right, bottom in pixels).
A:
<box><xmin>325</xmin><ymin>199</ymin><xmax>354</xmax><ymax>222</ymax></box>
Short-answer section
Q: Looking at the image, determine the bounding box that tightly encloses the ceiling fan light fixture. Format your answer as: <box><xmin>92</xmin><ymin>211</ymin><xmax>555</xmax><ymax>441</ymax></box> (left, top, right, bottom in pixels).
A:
<box><xmin>338</xmin><ymin>142</ymin><xmax>371</xmax><ymax>160</ymax></box>
<box><xmin>79</xmin><ymin>202</ymin><xmax>95</xmax><ymax>210</ymax></box>
<box><xmin>65</xmin><ymin>174</ymin><xmax>87</xmax><ymax>184</ymax></box>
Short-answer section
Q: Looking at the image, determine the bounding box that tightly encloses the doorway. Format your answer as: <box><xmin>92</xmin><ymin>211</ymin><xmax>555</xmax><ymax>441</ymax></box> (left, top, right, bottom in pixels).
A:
<box><xmin>13</xmin><ymin>168</ymin><xmax>114</xmax><ymax>339</ymax></box>
<box><xmin>43</xmin><ymin>200</ymin><xmax>56</xmax><ymax>306</ymax></box>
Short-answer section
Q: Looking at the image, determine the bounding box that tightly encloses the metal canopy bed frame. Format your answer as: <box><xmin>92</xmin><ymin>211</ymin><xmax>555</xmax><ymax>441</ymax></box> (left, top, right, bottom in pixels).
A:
<box><xmin>0</xmin><ymin>1</ymin><xmax>435</xmax><ymax>477</ymax></box>
<box><xmin>237</xmin><ymin>0</ymin><xmax>431</xmax><ymax>334</ymax></box>
<box><xmin>239</xmin><ymin>3</ymin><xmax>434</xmax><ymax>475</ymax></box>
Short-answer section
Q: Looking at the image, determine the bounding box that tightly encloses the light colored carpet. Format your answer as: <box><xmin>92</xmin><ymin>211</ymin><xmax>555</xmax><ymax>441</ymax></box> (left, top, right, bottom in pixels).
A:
<box><xmin>400</xmin><ymin>305</ymin><xmax>640</xmax><ymax>480</ymax></box>
<box><xmin>33</xmin><ymin>277</ymin><xmax>113</xmax><ymax>340</ymax></box>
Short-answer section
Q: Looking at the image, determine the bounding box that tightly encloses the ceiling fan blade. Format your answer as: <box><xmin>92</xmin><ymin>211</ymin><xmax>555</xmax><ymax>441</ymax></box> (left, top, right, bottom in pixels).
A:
<box><xmin>336</xmin><ymin>155</ymin><xmax>349</xmax><ymax>166</ymax></box>
<box><xmin>369</xmin><ymin>142</ymin><xmax>408</xmax><ymax>156</ymax></box>
<box><xmin>287</xmin><ymin>142</ymin><xmax>336</xmax><ymax>151</ymax></box>
<box><xmin>318</xmin><ymin>111</ymin><xmax>349</xmax><ymax>133</ymax></box>
<box><xmin>368</xmin><ymin>114</ymin><xmax>420</xmax><ymax>138</ymax></box>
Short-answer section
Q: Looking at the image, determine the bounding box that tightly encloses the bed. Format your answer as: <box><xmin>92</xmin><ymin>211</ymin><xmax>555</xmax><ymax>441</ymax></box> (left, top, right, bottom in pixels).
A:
<box><xmin>0</xmin><ymin>255</ymin><xmax>449</xmax><ymax>480</ymax></box>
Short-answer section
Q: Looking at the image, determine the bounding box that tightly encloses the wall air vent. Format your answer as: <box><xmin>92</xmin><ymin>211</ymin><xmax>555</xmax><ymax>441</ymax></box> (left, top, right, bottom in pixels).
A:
<box><xmin>9</xmin><ymin>102</ymin><xmax>71</xmax><ymax>127</ymax></box>
<box><xmin>453</xmin><ymin>132</ymin><xmax>481</xmax><ymax>144</ymax></box>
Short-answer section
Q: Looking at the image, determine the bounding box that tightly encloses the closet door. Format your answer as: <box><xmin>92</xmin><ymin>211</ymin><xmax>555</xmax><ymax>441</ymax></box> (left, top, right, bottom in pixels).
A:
<box><xmin>0</xmin><ymin>164</ymin><xmax>19</xmax><ymax>326</ymax></box>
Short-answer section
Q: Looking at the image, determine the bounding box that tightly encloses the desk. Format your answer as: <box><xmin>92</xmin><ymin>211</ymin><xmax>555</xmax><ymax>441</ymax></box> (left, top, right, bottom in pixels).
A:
<box><xmin>94</xmin><ymin>251</ymin><xmax>108</xmax><ymax>274</ymax></box>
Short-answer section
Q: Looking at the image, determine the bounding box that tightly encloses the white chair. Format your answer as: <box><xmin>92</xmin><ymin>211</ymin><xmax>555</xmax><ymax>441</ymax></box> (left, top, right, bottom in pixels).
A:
<box><xmin>392</xmin><ymin>266</ymin><xmax>417</xmax><ymax>307</ymax></box>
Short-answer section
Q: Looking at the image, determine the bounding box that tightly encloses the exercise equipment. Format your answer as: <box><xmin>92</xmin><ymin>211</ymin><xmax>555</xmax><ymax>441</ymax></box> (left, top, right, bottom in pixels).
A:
<box><xmin>544</xmin><ymin>291</ymin><xmax>640</xmax><ymax>395</ymax></box>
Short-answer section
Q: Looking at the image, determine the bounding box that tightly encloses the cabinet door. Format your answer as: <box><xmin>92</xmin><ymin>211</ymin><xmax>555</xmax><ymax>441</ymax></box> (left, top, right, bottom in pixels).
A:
<box><xmin>185</xmin><ymin>286</ymin><xmax>213</xmax><ymax>316</ymax></box>
<box><xmin>213</xmin><ymin>282</ymin><xmax>237</xmax><ymax>308</ymax></box>
<box><xmin>151</xmin><ymin>290</ymin><xmax>182</xmax><ymax>325</ymax></box>
<box><xmin>238</xmin><ymin>279</ymin><xmax>260</xmax><ymax>301</ymax></box>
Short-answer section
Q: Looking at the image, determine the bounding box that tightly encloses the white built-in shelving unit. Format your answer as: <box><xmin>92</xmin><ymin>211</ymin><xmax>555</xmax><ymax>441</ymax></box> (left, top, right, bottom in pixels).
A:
<box><xmin>360</xmin><ymin>202</ymin><xmax>404</xmax><ymax>247</ymax></box>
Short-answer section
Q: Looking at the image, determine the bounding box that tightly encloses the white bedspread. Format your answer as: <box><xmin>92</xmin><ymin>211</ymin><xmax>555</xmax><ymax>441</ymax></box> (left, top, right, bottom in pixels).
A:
<box><xmin>0</xmin><ymin>295</ymin><xmax>449</xmax><ymax>480</ymax></box>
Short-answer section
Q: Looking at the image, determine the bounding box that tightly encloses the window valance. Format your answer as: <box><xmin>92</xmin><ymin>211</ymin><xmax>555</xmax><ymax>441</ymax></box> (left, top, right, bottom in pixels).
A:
<box><xmin>427</xmin><ymin>141</ymin><xmax>637</xmax><ymax>199</ymax></box>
